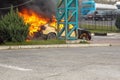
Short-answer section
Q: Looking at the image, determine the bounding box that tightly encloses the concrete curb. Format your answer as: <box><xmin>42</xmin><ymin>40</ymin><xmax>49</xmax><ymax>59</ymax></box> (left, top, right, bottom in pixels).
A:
<box><xmin>0</xmin><ymin>44</ymin><xmax>111</xmax><ymax>50</ymax></box>
<box><xmin>91</xmin><ymin>33</ymin><xmax>120</xmax><ymax>36</ymax></box>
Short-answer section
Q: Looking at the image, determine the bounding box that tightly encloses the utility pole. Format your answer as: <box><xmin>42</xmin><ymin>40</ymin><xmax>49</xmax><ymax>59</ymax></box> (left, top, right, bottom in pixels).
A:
<box><xmin>56</xmin><ymin>0</ymin><xmax>79</xmax><ymax>40</ymax></box>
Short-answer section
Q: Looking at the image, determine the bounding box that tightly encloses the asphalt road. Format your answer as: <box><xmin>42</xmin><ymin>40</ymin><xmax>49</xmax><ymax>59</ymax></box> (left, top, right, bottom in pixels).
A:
<box><xmin>0</xmin><ymin>46</ymin><xmax>120</xmax><ymax>80</ymax></box>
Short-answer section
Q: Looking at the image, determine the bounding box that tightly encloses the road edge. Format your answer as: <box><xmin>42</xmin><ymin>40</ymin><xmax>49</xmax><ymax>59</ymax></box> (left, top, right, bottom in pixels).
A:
<box><xmin>0</xmin><ymin>43</ymin><xmax>111</xmax><ymax>50</ymax></box>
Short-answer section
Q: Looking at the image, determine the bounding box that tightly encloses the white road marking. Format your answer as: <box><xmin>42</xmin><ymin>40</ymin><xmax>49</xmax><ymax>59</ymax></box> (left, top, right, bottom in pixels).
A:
<box><xmin>0</xmin><ymin>63</ymin><xmax>32</xmax><ymax>71</ymax></box>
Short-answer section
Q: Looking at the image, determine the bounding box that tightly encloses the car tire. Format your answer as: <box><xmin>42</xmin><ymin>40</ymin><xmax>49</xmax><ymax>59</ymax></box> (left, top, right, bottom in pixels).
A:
<box><xmin>79</xmin><ymin>33</ymin><xmax>91</xmax><ymax>40</ymax></box>
<box><xmin>47</xmin><ymin>32</ymin><xmax>57</xmax><ymax>40</ymax></box>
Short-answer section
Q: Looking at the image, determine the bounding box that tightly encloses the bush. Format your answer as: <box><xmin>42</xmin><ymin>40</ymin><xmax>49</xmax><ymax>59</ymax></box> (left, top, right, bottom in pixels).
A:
<box><xmin>0</xmin><ymin>6</ymin><xmax>29</xmax><ymax>43</ymax></box>
<box><xmin>115</xmin><ymin>15</ymin><xmax>120</xmax><ymax>30</ymax></box>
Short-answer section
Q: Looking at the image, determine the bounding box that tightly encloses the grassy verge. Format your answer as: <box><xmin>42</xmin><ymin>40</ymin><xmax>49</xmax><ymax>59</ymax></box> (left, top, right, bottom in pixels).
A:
<box><xmin>80</xmin><ymin>24</ymin><xmax>120</xmax><ymax>33</ymax></box>
<box><xmin>2</xmin><ymin>39</ymin><xmax>66</xmax><ymax>45</ymax></box>
<box><xmin>2</xmin><ymin>24</ymin><xmax>118</xmax><ymax>46</ymax></box>
<box><xmin>1</xmin><ymin>39</ymin><xmax>90</xmax><ymax>46</ymax></box>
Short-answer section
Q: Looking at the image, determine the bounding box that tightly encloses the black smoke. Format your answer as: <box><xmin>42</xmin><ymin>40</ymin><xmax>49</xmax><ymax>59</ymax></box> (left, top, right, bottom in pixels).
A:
<box><xmin>0</xmin><ymin>0</ymin><xmax>56</xmax><ymax>18</ymax></box>
<box><xmin>0</xmin><ymin>0</ymin><xmax>18</xmax><ymax>15</ymax></box>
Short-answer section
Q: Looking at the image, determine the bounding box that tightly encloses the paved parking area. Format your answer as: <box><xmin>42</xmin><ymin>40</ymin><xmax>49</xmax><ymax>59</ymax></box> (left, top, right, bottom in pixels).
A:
<box><xmin>90</xmin><ymin>33</ymin><xmax>120</xmax><ymax>45</ymax></box>
<box><xmin>0</xmin><ymin>47</ymin><xmax>120</xmax><ymax>80</ymax></box>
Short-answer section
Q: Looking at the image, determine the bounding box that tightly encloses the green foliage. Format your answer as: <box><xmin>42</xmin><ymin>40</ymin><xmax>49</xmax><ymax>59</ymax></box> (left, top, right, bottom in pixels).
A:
<box><xmin>115</xmin><ymin>16</ymin><xmax>120</xmax><ymax>30</ymax></box>
<box><xmin>3</xmin><ymin>40</ymin><xmax>66</xmax><ymax>45</ymax></box>
<box><xmin>0</xmin><ymin>6</ymin><xmax>29</xmax><ymax>43</ymax></box>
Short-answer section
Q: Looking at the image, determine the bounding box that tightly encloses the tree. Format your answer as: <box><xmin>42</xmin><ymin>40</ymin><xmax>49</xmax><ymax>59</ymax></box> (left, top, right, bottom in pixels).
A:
<box><xmin>0</xmin><ymin>6</ymin><xmax>29</xmax><ymax>43</ymax></box>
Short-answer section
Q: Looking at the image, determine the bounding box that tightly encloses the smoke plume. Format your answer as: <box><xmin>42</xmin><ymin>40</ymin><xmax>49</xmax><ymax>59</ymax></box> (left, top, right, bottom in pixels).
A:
<box><xmin>0</xmin><ymin>0</ymin><xmax>56</xmax><ymax>18</ymax></box>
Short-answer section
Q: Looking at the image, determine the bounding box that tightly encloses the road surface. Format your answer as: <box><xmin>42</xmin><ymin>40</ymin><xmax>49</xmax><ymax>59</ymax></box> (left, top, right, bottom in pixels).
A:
<box><xmin>0</xmin><ymin>46</ymin><xmax>120</xmax><ymax>80</ymax></box>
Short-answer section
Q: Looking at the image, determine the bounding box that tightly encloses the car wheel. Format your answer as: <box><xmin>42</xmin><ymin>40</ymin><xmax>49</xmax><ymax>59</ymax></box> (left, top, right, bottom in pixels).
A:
<box><xmin>47</xmin><ymin>32</ymin><xmax>57</xmax><ymax>40</ymax></box>
<box><xmin>79</xmin><ymin>33</ymin><xmax>91</xmax><ymax>40</ymax></box>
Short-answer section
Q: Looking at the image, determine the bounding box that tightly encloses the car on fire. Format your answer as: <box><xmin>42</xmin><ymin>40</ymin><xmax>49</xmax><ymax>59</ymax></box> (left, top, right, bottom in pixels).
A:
<box><xmin>38</xmin><ymin>24</ymin><xmax>91</xmax><ymax>40</ymax></box>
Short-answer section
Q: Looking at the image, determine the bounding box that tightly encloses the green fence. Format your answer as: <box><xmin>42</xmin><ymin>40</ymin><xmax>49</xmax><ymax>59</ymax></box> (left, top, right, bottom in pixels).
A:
<box><xmin>79</xmin><ymin>19</ymin><xmax>119</xmax><ymax>33</ymax></box>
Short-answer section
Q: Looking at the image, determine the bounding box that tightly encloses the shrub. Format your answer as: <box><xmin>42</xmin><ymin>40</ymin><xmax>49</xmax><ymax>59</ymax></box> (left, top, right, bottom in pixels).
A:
<box><xmin>0</xmin><ymin>6</ymin><xmax>29</xmax><ymax>43</ymax></box>
<box><xmin>115</xmin><ymin>15</ymin><xmax>120</xmax><ymax>30</ymax></box>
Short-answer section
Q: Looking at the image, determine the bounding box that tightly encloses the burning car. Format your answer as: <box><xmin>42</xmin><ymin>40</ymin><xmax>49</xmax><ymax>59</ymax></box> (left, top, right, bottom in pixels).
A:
<box><xmin>19</xmin><ymin>8</ymin><xmax>91</xmax><ymax>41</ymax></box>
<box><xmin>32</xmin><ymin>24</ymin><xmax>57</xmax><ymax>40</ymax></box>
<box><xmin>0</xmin><ymin>0</ymin><xmax>91</xmax><ymax>42</ymax></box>
<box><xmin>30</xmin><ymin>23</ymin><xmax>91</xmax><ymax>40</ymax></box>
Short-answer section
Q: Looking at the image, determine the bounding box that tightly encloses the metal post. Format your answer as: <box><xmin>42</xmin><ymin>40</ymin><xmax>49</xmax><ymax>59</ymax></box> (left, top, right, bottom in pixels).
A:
<box><xmin>56</xmin><ymin>0</ymin><xmax>79</xmax><ymax>40</ymax></box>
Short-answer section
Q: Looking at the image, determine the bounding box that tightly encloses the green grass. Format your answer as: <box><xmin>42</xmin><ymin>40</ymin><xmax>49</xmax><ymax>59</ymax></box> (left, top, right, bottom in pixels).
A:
<box><xmin>2</xmin><ymin>24</ymin><xmax>119</xmax><ymax>46</ymax></box>
<box><xmin>80</xmin><ymin>24</ymin><xmax>120</xmax><ymax>33</ymax></box>
<box><xmin>2</xmin><ymin>39</ymin><xmax>66</xmax><ymax>45</ymax></box>
<box><xmin>79</xmin><ymin>40</ymin><xmax>90</xmax><ymax>44</ymax></box>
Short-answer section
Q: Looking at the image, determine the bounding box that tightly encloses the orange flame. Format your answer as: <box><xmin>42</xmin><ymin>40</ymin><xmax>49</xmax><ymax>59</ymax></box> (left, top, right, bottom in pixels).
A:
<box><xmin>19</xmin><ymin>8</ymin><xmax>56</xmax><ymax>38</ymax></box>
